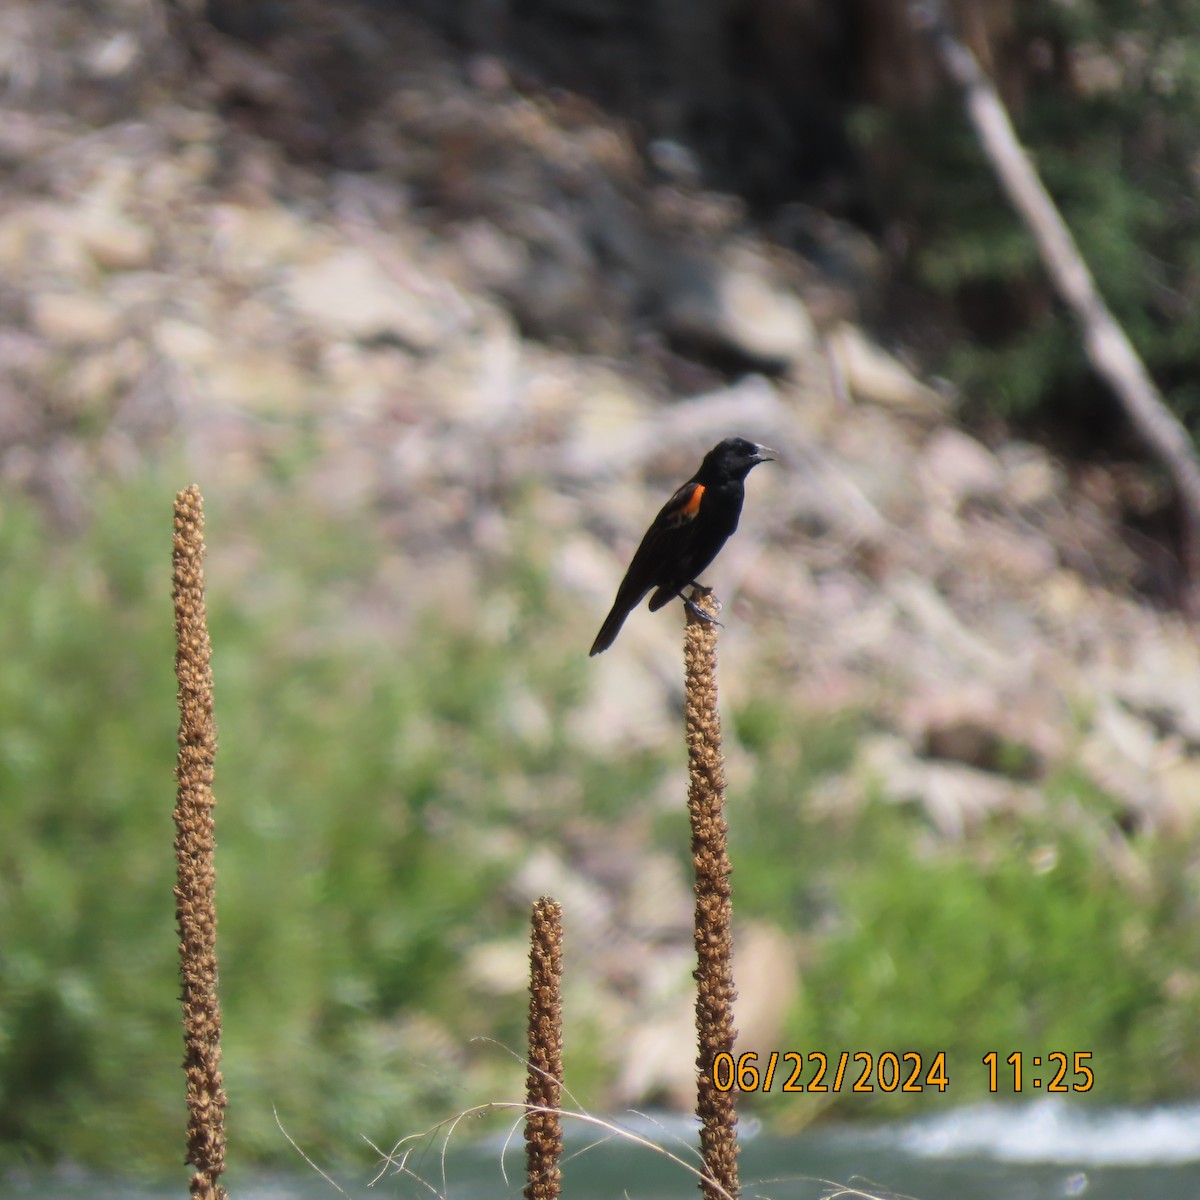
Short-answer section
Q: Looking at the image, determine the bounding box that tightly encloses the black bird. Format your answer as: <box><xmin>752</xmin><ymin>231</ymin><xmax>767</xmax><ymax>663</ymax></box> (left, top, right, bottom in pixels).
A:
<box><xmin>589</xmin><ymin>436</ymin><xmax>775</xmax><ymax>655</ymax></box>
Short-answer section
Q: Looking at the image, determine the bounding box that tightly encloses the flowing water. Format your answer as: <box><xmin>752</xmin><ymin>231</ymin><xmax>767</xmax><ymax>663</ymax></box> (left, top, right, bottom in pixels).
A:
<box><xmin>9</xmin><ymin>1100</ymin><xmax>1200</xmax><ymax>1200</ymax></box>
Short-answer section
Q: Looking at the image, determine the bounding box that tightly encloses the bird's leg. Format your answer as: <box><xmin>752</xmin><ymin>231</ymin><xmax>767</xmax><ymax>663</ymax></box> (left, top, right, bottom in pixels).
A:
<box><xmin>682</xmin><ymin>584</ymin><xmax>723</xmax><ymax>626</ymax></box>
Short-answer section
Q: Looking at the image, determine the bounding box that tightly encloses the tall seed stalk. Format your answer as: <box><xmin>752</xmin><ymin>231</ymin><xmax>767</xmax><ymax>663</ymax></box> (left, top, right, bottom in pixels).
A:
<box><xmin>684</xmin><ymin>589</ymin><xmax>738</xmax><ymax>1200</ymax></box>
<box><xmin>172</xmin><ymin>485</ymin><xmax>228</xmax><ymax>1200</ymax></box>
<box><xmin>524</xmin><ymin>897</ymin><xmax>565</xmax><ymax>1200</ymax></box>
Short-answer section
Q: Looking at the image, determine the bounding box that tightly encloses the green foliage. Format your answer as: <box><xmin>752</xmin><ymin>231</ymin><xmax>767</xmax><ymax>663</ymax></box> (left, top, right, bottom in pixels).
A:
<box><xmin>759</xmin><ymin>783</ymin><xmax>1200</xmax><ymax>1111</ymax></box>
<box><xmin>0</xmin><ymin>476</ymin><xmax>626</xmax><ymax>1172</ymax></box>
<box><xmin>861</xmin><ymin>3</ymin><xmax>1200</xmax><ymax>429</ymax></box>
<box><xmin>729</xmin><ymin>703</ymin><xmax>865</xmax><ymax>917</ymax></box>
<box><xmin>723</xmin><ymin>699</ymin><xmax>1200</xmax><ymax>1114</ymax></box>
<box><xmin>5</xmin><ymin>469</ymin><xmax>1200</xmax><ymax>1174</ymax></box>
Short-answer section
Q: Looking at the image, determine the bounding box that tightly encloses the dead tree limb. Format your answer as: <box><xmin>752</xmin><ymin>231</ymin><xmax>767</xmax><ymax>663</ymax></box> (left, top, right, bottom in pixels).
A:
<box><xmin>909</xmin><ymin>0</ymin><xmax>1200</xmax><ymax>602</ymax></box>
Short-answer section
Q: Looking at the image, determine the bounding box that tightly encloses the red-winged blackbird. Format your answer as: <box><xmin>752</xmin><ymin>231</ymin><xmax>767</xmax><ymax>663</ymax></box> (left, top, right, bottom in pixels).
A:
<box><xmin>589</xmin><ymin>436</ymin><xmax>775</xmax><ymax>655</ymax></box>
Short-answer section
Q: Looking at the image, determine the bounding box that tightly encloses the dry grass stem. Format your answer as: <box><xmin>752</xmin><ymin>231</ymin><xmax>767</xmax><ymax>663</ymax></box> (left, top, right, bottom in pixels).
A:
<box><xmin>370</xmin><ymin>1102</ymin><xmax>739</xmax><ymax>1200</ymax></box>
<box><xmin>173</xmin><ymin>484</ymin><xmax>228</xmax><ymax>1200</ymax></box>
<box><xmin>525</xmin><ymin>897</ymin><xmax>565</xmax><ymax>1200</ymax></box>
<box><xmin>684</xmin><ymin>588</ymin><xmax>739</xmax><ymax>1200</ymax></box>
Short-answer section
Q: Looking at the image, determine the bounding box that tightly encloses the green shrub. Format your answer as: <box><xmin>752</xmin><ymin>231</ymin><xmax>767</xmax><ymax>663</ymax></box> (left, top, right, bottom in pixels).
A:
<box><xmin>748</xmin><ymin>774</ymin><xmax>1200</xmax><ymax>1111</ymax></box>
<box><xmin>0</xmin><ymin>477</ymin><xmax>601</xmax><ymax>1170</ymax></box>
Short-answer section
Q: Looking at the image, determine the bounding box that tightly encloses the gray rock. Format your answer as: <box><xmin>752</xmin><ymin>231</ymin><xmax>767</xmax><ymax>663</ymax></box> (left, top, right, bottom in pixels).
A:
<box><xmin>30</xmin><ymin>292</ymin><xmax>120</xmax><ymax>345</ymax></box>
<box><xmin>284</xmin><ymin>246</ymin><xmax>458</xmax><ymax>349</ymax></box>
<box><xmin>921</xmin><ymin>427</ymin><xmax>1006</xmax><ymax>508</ymax></box>
<box><xmin>661</xmin><ymin>246</ymin><xmax>815</xmax><ymax>372</ymax></box>
<box><xmin>79</xmin><ymin>212</ymin><xmax>155</xmax><ymax>271</ymax></box>
<box><xmin>828</xmin><ymin>322</ymin><xmax>947</xmax><ymax>415</ymax></box>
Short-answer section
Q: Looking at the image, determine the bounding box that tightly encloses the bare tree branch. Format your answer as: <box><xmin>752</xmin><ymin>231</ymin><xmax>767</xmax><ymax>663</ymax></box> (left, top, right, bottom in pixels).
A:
<box><xmin>909</xmin><ymin>0</ymin><xmax>1200</xmax><ymax>604</ymax></box>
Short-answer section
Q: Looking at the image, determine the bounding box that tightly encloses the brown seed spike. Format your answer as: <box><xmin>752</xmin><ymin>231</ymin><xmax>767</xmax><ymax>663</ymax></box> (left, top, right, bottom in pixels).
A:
<box><xmin>684</xmin><ymin>588</ymin><xmax>739</xmax><ymax>1200</ymax></box>
<box><xmin>172</xmin><ymin>486</ymin><xmax>228</xmax><ymax>1200</ymax></box>
<box><xmin>525</xmin><ymin>897</ymin><xmax>565</xmax><ymax>1200</ymax></box>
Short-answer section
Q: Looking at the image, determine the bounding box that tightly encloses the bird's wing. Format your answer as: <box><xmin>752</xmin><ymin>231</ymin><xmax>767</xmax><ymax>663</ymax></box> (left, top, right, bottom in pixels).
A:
<box><xmin>613</xmin><ymin>480</ymin><xmax>704</xmax><ymax>589</ymax></box>
<box><xmin>659</xmin><ymin>480</ymin><xmax>706</xmax><ymax>528</ymax></box>
<box><xmin>589</xmin><ymin>481</ymin><xmax>705</xmax><ymax>653</ymax></box>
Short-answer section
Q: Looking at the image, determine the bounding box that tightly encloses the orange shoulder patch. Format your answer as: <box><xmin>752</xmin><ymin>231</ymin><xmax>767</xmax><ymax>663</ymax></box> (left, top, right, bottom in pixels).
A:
<box><xmin>666</xmin><ymin>482</ymin><xmax>705</xmax><ymax>526</ymax></box>
<box><xmin>681</xmin><ymin>483</ymin><xmax>705</xmax><ymax>516</ymax></box>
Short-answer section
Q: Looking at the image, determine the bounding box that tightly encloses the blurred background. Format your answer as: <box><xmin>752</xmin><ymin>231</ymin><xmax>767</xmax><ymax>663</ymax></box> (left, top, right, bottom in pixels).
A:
<box><xmin>4</xmin><ymin>0</ymin><xmax>1200</xmax><ymax>1185</ymax></box>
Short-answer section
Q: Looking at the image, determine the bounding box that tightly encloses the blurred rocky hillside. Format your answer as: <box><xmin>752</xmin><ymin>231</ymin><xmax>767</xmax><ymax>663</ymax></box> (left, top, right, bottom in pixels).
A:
<box><xmin>3</xmin><ymin>0</ymin><xmax>1200</xmax><ymax>1120</ymax></box>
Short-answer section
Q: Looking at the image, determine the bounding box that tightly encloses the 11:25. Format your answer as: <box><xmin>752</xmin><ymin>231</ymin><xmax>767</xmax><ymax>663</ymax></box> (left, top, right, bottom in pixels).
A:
<box><xmin>983</xmin><ymin>1050</ymin><xmax>1094</xmax><ymax>1092</ymax></box>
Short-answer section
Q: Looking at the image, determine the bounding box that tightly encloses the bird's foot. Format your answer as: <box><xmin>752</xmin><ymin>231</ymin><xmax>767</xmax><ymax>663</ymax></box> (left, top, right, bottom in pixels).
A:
<box><xmin>683</xmin><ymin>586</ymin><xmax>723</xmax><ymax>626</ymax></box>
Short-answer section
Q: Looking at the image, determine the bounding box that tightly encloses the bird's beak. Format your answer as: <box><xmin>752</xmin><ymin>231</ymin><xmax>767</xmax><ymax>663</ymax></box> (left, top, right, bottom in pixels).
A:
<box><xmin>753</xmin><ymin>444</ymin><xmax>777</xmax><ymax>463</ymax></box>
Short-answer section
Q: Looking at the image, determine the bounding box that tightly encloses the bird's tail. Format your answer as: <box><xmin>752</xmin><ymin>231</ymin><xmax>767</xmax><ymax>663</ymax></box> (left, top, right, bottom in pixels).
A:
<box><xmin>589</xmin><ymin>600</ymin><xmax>633</xmax><ymax>655</ymax></box>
